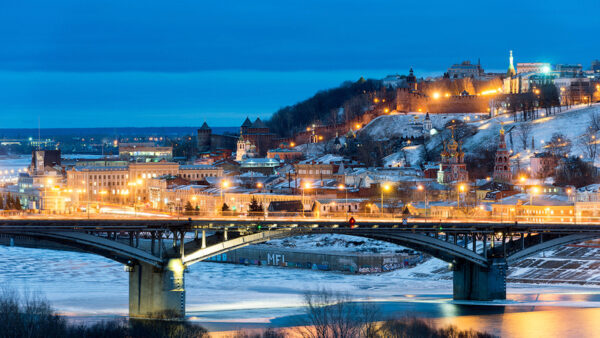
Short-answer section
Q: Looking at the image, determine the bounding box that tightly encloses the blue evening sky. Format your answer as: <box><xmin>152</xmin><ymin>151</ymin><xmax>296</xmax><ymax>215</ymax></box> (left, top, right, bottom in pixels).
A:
<box><xmin>0</xmin><ymin>0</ymin><xmax>598</xmax><ymax>128</ymax></box>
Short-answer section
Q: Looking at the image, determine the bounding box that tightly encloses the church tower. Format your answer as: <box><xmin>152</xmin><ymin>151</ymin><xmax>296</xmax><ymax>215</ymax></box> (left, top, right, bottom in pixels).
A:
<box><xmin>407</xmin><ymin>67</ymin><xmax>418</xmax><ymax>91</ymax></box>
<box><xmin>236</xmin><ymin>132</ymin><xmax>247</xmax><ymax>162</ymax></box>
<box><xmin>493</xmin><ymin>126</ymin><xmax>512</xmax><ymax>182</ymax></box>
<box><xmin>423</xmin><ymin>112</ymin><xmax>432</xmax><ymax>134</ymax></box>
<box><xmin>507</xmin><ymin>50</ymin><xmax>516</xmax><ymax>77</ymax></box>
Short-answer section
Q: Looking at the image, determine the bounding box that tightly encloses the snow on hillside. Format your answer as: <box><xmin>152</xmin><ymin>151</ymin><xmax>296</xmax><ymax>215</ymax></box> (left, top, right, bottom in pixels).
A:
<box><xmin>363</xmin><ymin>112</ymin><xmax>487</xmax><ymax>141</ymax></box>
<box><xmin>383</xmin><ymin>145</ymin><xmax>424</xmax><ymax>167</ymax></box>
<box><xmin>363</xmin><ymin>104</ymin><xmax>600</xmax><ymax>167</ymax></box>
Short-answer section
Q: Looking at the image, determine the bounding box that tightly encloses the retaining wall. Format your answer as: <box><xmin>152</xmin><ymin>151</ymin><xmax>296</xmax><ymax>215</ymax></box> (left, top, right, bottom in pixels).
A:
<box><xmin>205</xmin><ymin>246</ymin><xmax>423</xmax><ymax>274</ymax></box>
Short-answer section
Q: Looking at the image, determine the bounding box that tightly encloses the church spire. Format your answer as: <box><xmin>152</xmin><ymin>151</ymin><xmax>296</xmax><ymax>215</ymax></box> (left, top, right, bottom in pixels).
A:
<box><xmin>507</xmin><ymin>50</ymin><xmax>516</xmax><ymax>77</ymax></box>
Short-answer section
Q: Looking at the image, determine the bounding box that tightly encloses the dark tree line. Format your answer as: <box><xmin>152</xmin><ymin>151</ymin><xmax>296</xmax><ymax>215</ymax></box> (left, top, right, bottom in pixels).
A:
<box><xmin>0</xmin><ymin>194</ymin><xmax>22</xmax><ymax>210</ymax></box>
<box><xmin>555</xmin><ymin>156</ymin><xmax>597</xmax><ymax>188</ymax></box>
<box><xmin>267</xmin><ymin>78</ymin><xmax>384</xmax><ymax>137</ymax></box>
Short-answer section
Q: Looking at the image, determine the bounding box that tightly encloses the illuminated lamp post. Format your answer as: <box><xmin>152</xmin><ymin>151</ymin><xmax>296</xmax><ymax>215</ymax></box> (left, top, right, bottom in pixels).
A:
<box><xmin>302</xmin><ymin>181</ymin><xmax>311</xmax><ymax>217</ymax></box>
<box><xmin>457</xmin><ymin>184</ymin><xmax>466</xmax><ymax>209</ymax></box>
<box><xmin>338</xmin><ymin>184</ymin><xmax>348</xmax><ymax>217</ymax></box>
<box><xmin>417</xmin><ymin>184</ymin><xmax>428</xmax><ymax>217</ymax></box>
<box><xmin>220</xmin><ymin>180</ymin><xmax>230</xmax><ymax>210</ymax></box>
<box><xmin>381</xmin><ymin>183</ymin><xmax>391</xmax><ymax>218</ymax></box>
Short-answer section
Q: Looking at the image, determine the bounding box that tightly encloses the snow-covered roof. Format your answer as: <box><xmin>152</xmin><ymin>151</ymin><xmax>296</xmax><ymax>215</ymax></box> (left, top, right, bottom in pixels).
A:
<box><xmin>494</xmin><ymin>193</ymin><xmax>572</xmax><ymax>206</ymax></box>
<box><xmin>577</xmin><ymin>184</ymin><xmax>600</xmax><ymax>193</ymax></box>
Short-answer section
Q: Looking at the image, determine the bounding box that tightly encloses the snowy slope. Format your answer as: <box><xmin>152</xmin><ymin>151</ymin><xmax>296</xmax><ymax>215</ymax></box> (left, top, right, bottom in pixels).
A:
<box><xmin>363</xmin><ymin>104</ymin><xmax>600</xmax><ymax>166</ymax></box>
<box><xmin>363</xmin><ymin>112</ymin><xmax>487</xmax><ymax>141</ymax></box>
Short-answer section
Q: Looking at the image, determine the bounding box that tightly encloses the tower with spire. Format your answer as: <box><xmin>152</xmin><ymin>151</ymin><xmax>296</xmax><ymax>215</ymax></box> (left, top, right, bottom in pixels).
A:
<box><xmin>407</xmin><ymin>67</ymin><xmax>418</xmax><ymax>91</ymax></box>
<box><xmin>493</xmin><ymin>125</ymin><xmax>512</xmax><ymax>182</ymax></box>
<box><xmin>423</xmin><ymin>112</ymin><xmax>432</xmax><ymax>134</ymax></box>
<box><xmin>507</xmin><ymin>50</ymin><xmax>516</xmax><ymax>77</ymax></box>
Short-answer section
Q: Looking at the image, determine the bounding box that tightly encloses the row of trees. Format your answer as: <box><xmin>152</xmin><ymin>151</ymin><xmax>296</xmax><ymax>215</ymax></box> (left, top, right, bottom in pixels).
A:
<box><xmin>267</xmin><ymin>78</ymin><xmax>383</xmax><ymax>137</ymax></box>
<box><xmin>0</xmin><ymin>194</ymin><xmax>22</xmax><ymax>210</ymax></box>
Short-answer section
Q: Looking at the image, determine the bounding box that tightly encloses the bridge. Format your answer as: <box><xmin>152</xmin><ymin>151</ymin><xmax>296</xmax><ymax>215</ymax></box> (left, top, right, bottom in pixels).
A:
<box><xmin>0</xmin><ymin>218</ymin><xmax>599</xmax><ymax>319</ymax></box>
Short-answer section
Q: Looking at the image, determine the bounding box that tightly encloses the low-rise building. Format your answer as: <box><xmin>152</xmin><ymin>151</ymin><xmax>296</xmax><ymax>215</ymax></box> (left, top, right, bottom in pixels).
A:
<box><xmin>118</xmin><ymin>144</ymin><xmax>173</xmax><ymax>162</ymax></box>
<box><xmin>491</xmin><ymin>193</ymin><xmax>574</xmax><ymax>222</ymax></box>
<box><xmin>267</xmin><ymin>148</ymin><xmax>303</xmax><ymax>161</ymax></box>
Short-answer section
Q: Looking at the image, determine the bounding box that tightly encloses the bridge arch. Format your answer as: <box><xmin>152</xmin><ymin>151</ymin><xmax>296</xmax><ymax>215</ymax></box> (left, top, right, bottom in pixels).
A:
<box><xmin>1</xmin><ymin>231</ymin><xmax>163</xmax><ymax>268</ymax></box>
<box><xmin>182</xmin><ymin>229</ymin><xmax>488</xmax><ymax>267</ymax></box>
<box><xmin>506</xmin><ymin>233</ymin><xmax>595</xmax><ymax>265</ymax></box>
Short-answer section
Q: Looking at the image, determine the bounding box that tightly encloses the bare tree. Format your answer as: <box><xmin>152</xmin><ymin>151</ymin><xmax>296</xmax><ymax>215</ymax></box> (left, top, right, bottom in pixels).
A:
<box><xmin>516</xmin><ymin>123</ymin><xmax>533</xmax><ymax>150</ymax></box>
<box><xmin>298</xmin><ymin>289</ymin><xmax>379</xmax><ymax>338</ymax></box>
<box><xmin>578</xmin><ymin>127</ymin><xmax>598</xmax><ymax>161</ymax></box>
<box><xmin>547</xmin><ymin>133</ymin><xmax>572</xmax><ymax>157</ymax></box>
<box><xmin>589</xmin><ymin>110</ymin><xmax>600</xmax><ymax>132</ymax></box>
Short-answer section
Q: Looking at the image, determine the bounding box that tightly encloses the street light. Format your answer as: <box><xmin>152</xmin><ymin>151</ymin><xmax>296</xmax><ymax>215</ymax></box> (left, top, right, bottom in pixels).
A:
<box><xmin>381</xmin><ymin>183</ymin><xmax>391</xmax><ymax>218</ymax></box>
<box><xmin>302</xmin><ymin>181</ymin><xmax>311</xmax><ymax>217</ymax></box>
<box><xmin>417</xmin><ymin>184</ymin><xmax>428</xmax><ymax>217</ymax></box>
<box><xmin>457</xmin><ymin>184</ymin><xmax>466</xmax><ymax>209</ymax></box>
<box><xmin>220</xmin><ymin>180</ymin><xmax>230</xmax><ymax>209</ymax></box>
<box><xmin>530</xmin><ymin>186</ymin><xmax>540</xmax><ymax>206</ymax></box>
<box><xmin>338</xmin><ymin>184</ymin><xmax>348</xmax><ymax>216</ymax></box>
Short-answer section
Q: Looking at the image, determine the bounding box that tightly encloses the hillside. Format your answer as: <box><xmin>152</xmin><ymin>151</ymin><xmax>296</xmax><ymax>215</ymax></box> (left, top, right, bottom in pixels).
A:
<box><xmin>266</xmin><ymin>78</ymin><xmax>384</xmax><ymax>137</ymax></box>
<box><xmin>362</xmin><ymin>104</ymin><xmax>600</xmax><ymax>167</ymax></box>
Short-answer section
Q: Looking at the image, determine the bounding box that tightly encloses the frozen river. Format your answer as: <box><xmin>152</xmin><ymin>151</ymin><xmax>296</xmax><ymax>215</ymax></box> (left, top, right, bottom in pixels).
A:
<box><xmin>2</xmin><ymin>245</ymin><xmax>600</xmax><ymax>337</ymax></box>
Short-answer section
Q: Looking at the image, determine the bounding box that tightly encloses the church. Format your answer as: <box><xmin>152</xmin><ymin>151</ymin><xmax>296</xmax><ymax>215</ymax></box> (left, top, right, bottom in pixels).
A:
<box><xmin>437</xmin><ymin>127</ymin><xmax>469</xmax><ymax>184</ymax></box>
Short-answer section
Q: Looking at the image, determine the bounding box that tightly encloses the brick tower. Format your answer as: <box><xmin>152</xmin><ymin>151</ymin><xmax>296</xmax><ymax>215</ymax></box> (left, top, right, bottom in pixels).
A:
<box><xmin>493</xmin><ymin>126</ymin><xmax>512</xmax><ymax>182</ymax></box>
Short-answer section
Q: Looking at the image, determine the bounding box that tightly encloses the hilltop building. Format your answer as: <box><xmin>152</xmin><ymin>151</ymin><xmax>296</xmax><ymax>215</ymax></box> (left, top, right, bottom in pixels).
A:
<box><xmin>198</xmin><ymin>117</ymin><xmax>278</xmax><ymax>157</ymax></box>
<box><xmin>447</xmin><ymin>60</ymin><xmax>484</xmax><ymax>79</ymax></box>
<box><xmin>197</xmin><ymin>122</ymin><xmax>238</xmax><ymax>154</ymax></box>
<box><xmin>395</xmin><ymin>68</ymin><xmax>493</xmax><ymax>114</ymax></box>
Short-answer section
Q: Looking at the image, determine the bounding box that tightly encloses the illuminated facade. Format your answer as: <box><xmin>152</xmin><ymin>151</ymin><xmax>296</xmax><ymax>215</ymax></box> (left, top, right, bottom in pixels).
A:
<box><xmin>67</xmin><ymin>162</ymin><xmax>222</xmax><ymax>202</ymax></box>
<box><xmin>437</xmin><ymin>129</ymin><xmax>468</xmax><ymax>184</ymax></box>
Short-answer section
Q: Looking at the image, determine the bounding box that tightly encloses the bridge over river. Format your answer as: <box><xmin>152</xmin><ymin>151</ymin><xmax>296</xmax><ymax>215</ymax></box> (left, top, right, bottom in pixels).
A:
<box><xmin>1</xmin><ymin>217</ymin><xmax>598</xmax><ymax>318</ymax></box>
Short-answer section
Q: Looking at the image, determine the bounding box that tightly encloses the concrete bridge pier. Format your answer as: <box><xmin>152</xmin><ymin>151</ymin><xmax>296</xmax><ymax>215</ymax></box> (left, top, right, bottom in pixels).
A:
<box><xmin>452</xmin><ymin>258</ymin><xmax>506</xmax><ymax>301</ymax></box>
<box><xmin>129</xmin><ymin>259</ymin><xmax>186</xmax><ymax>318</ymax></box>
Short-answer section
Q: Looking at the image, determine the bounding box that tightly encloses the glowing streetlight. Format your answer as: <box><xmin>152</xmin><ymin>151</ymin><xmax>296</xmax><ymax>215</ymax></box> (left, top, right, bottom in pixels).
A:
<box><xmin>457</xmin><ymin>184</ymin><xmax>466</xmax><ymax>208</ymax></box>
<box><xmin>302</xmin><ymin>181</ymin><xmax>312</xmax><ymax>217</ymax></box>
<box><xmin>338</xmin><ymin>184</ymin><xmax>348</xmax><ymax>215</ymax></box>
<box><xmin>381</xmin><ymin>183</ymin><xmax>391</xmax><ymax>217</ymax></box>
<box><xmin>530</xmin><ymin>186</ymin><xmax>540</xmax><ymax>206</ymax></box>
<box><xmin>432</xmin><ymin>92</ymin><xmax>441</xmax><ymax>100</ymax></box>
<box><xmin>384</xmin><ymin>107</ymin><xmax>390</xmax><ymax>113</ymax></box>
<box><xmin>418</xmin><ymin>184</ymin><xmax>428</xmax><ymax>217</ymax></box>
<box><xmin>220</xmin><ymin>180</ymin><xmax>230</xmax><ymax>208</ymax></box>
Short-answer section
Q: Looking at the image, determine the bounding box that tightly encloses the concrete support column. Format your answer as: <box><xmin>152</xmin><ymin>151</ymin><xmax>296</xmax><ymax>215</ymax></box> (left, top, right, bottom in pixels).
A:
<box><xmin>201</xmin><ymin>230</ymin><xmax>206</xmax><ymax>249</ymax></box>
<box><xmin>129</xmin><ymin>259</ymin><xmax>185</xmax><ymax>319</ymax></box>
<box><xmin>453</xmin><ymin>258</ymin><xmax>506</xmax><ymax>301</ymax></box>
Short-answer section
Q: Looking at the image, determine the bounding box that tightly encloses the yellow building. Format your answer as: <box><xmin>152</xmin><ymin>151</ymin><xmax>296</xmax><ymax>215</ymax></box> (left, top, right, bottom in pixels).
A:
<box><xmin>491</xmin><ymin>193</ymin><xmax>574</xmax><ymax>222</ymax></box>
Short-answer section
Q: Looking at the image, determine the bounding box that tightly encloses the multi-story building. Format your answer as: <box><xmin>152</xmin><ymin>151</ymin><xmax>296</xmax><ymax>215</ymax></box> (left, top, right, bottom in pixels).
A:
<box><xmin>530</xmin><ymin>152</ymin><xmax>559</xmax><ymax>178</ymax></box>
<box><xmin>447</xmin><ymin>60</ymin><xmax>483</xmax><ymax>79</ymax></box>
<box><xmin>516</xmin><ymin>62</ymin><xmax>551</xmax><ymax>74</ymax></box>
<box><xmin>556</xmin><ymin>64</ymin><xmax>583</xmax><ymax>78</ymax></box>
<box><xmin>67</xmin><ymin>162</ymin><xmax>222</xmax><ymax>203</ymax></box>
<box><xmin>118</xmin><ymin>144</ymin><xmax>173</xmax><ymax>162</ymax></box>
